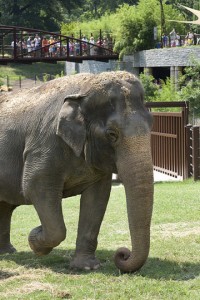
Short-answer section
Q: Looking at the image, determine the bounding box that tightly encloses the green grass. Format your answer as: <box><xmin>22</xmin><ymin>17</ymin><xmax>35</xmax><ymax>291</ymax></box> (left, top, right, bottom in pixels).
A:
<box><xmin>0</xmin><ymin>62</ymin><xmax>65</xmax><ymax>83</ymax></box>
<box><xmin>0</xmin><ymin>180</ymin><xmax>200</xmax><ymax>299</ymax></box>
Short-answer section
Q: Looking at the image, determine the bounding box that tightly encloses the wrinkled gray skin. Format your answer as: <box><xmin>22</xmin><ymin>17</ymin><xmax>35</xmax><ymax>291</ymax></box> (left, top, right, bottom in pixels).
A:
<box><xmin>0</xmin><ymin>71</ymin><xmax>153</xmax><ymax>272</ymax></box>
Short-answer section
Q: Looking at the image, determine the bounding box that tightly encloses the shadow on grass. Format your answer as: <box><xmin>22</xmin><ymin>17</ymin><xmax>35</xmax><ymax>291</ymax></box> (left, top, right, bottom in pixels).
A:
<box><xmin>0</xmin><ymin>249</ymin><xmax>199</xmax><ymax>281</ymax></box>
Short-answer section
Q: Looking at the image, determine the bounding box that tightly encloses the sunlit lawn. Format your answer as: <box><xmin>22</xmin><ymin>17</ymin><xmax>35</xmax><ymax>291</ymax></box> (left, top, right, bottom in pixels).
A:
<box><xmin>0</xmin><ymin>180</ymin><xmax>199</xmax><ymax>299</ymax></box>
<box><xmin>0</xmin><ymin>62</ymin><xmax>65</xmax><ymax>81</ymax></box>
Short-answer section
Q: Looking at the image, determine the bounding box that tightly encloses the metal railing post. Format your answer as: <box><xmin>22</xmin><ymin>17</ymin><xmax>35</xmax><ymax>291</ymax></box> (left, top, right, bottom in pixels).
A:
<box><xmin>185</xmin><ymin>124</ymin><xmax>193</xmax><ymax>179</ymax></box>
<box><xmin>13</xmin><ymin>27</ymin><xmax>17</xmax><ymax>60</ymax></box>
<box><xmin>192</xmin><ymin>126</ymin><xmax>200</xmax><ymax>181</ymax></box>
<box><xmin>6</xmin><ymin>75</ymin><xmax>9</xmax><ymax>88</ymax></box>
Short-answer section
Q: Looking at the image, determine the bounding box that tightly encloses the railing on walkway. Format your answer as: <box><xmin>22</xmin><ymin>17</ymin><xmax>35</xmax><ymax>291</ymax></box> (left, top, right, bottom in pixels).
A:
<box><xmin>159</xmin><ymin>33</ymin><xmax>200</xmax><ymax>48</ymax></box>
<box><xmin>146</xmin><ymin>101</ymin><xmax>189</xmax><ymax>179</ymax></box>
<box><xmin>0</xmin><ymin>25</ymin><xmax>118</xmax><ymax>64</ymax></box>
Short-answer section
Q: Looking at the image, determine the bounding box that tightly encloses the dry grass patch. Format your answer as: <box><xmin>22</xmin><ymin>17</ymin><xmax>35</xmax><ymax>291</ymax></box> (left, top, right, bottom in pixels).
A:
<box><xmin>0</xmin><ymin>269</ymin><xmax>71</xmax><ymax>299</ymax></box>
<box><xmin>153</xmin><ymin>221</ymin><xmax>200</xmax><ymax>238</ymax></box>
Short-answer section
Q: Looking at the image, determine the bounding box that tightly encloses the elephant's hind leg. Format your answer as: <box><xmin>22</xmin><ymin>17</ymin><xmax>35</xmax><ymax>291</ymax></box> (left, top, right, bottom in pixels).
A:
<box><xmin>0</xmin><ymin>202</ymin><xmax>17</xmax><ymax>254</ymax></box>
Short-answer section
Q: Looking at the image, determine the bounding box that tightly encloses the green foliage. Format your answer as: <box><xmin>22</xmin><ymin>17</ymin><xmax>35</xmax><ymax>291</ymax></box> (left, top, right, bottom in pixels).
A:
<box><xmin>68</xmin><ymin>0</ymin><xmax>139</xmax><ymax>20</ymax></box>
<box><xmin>140</xmin><ymin>57</ymin><xmax>200</xmax><ymax>115</ymax></box>
<box><xmin>178</xmin><ymin>61</ymin><xmax>200</xmax><ymax>115</ymax></box>
<box><xmin>62</xmin><ymin>0</ymin><xmax>187</xmax><ymax>58</ymax></box>
<box><xmin>156</xmin><ymin>78</ymin><xmax>178</xmax><ymax>102</ymax></box>
<box><xmin>61</xmin><ymin>13</ymin><xmax>118</xmax><ymax>40</ymax></box>
<box><xmin>110</xmin><ymin>2</ymin><xmax>157</xmax><ymax>55</ymax></box>
<box><xmin>139</xmin><ymin>72</ymin><xmax>159</xmax><ymax>101</ymax></box>
<box><xmin>0</xmin><ymin>0</ymin><xmax>83</xmax><ymax>31</ymax></box>
<box><xmin>139</xmin><ymin>72</ymin><xmax>179</xmax><ymax>104</ymax></box>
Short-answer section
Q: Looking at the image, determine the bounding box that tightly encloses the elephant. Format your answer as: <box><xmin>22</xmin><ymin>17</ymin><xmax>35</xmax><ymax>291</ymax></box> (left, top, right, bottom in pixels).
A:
<box><xmin>0</xmin><ymin>71</ymin><xmax>154</xmax><ymax>273</ymax></box>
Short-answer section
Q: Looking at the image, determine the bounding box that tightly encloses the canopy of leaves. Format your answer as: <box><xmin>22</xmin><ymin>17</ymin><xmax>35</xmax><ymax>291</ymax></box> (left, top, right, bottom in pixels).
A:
<box><xmin>62</xmin><ymin>0</ymin><xmax>187</xmax><ymax>57</ymax></box>
<box><xmin>140</xmin><ymin>57</ymin><xmax>200</xmax><ymax>116</ymax></box>
<box><xmin>178</xmin><ymin>61</ymin><xmax>200</xmax><ymax>115</ymax></box>
<box><xmin>0</xmin><ymin>0</ymin><xmax>83</xmax><ymax>31</ymax></box>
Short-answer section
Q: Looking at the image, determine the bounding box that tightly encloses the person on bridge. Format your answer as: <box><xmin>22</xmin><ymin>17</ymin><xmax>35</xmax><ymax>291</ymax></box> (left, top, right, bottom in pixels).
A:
<box><xmin>49</xmin><ymin>36</ymin><xmax>56</xmax><ymax>57</ymax></box>
<box><xmin>34</xmin><ymin>34</ymin><xmax>41</xmax><ymax>56</ymax></box>
<box><xmin>42</xmin><ymin>36</ymin><xmax>49</xmax><ymax>57</ymax></box>
<box><xmin>89</xmin><ymin>36</ymin><xmax>95</xmax><ymax>55</ymax></box>
<box><xmin>27</xmin><ymin>36</ymin><xmax>32</xmax><ymax>56</ymax></box>
<box><xmin>81</xmin><ymin>35</ymin><xmax>88</xmax><ymax>55</ymax></box>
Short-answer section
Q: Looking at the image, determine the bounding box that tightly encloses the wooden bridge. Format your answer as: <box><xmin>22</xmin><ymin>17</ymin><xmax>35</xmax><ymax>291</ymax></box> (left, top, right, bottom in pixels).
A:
<box><xmin>0</xmin><ymin>25</ymin><xmax>119</xmax><ymax>64</ymax></box>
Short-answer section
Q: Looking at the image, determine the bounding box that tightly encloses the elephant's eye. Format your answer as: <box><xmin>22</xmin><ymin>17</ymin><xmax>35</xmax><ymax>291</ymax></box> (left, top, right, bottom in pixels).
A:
<box><xmin>106</xmin><ymin>128</ymin><xmax>119</xmax><ymax>143</ymax></box>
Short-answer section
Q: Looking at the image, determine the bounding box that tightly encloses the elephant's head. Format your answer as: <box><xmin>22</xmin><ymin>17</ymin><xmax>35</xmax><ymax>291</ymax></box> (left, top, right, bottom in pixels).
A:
<box><xmin>56</xmin><ymin>71</ymin><xmax>154</xmax><ymax>272</ymax></box>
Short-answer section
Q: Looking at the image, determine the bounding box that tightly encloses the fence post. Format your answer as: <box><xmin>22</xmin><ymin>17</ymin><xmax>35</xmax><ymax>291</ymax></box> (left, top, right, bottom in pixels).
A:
<box><xmin>19</xmin><ymin>76</ymin><xmax>21</xmax><ymax>89</ymax></box>
<box><xmin>192</xmin><ymin>126</ymin><xmax>200</xmax><ymax>181</ymax></box>
<box><xmin>79</xmin><ymin>30</ymin><xmax>82</xmax><ymax>56</ymax></box>
<box><xmin>185</xmin><ymin>124</ymin><xmax>193</xmax><ymax>178</ymax></box>
<box><xmin>6</xmin><ymin>75</ymin><xmax>10</xmax><ymax>88</ymax></box>
<box><xmin>13</xmin><ymin>27</ymin><xmax>17</xmax><ymax>60</ymax></box>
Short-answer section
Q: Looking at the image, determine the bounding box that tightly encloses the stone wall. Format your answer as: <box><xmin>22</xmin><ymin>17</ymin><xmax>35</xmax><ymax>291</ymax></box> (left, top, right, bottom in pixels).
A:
<box><xmin>65</xmin><ymin>60</ymin><xmax>133</xmax><ymax>75</ymax></box>
<box><xmin>65</xmin><ymin>47</ymin><xmax>200</xmax><ymax>75</ymax></box>
<box><xmin>123</xmin><ymin>47</ymin><xmax>200</xmax><ymax>67</ymax></box>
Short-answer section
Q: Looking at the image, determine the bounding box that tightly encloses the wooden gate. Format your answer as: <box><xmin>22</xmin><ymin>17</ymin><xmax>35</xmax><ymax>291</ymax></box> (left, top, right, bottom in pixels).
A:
<box><xmin>145</xmin><ymin>102</ymin><xmax>189</xmax><ymax>179</ymax></box>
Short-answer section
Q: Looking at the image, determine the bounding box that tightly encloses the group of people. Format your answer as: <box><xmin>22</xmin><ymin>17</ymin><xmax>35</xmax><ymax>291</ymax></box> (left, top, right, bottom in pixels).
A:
<box><xmin>162</xmin><ymin>28</ymin><xmax>198</xmax><ymax>48</ymax></box>
<box><xmin>69</xmin><ymin>34</ymin><xmax>113</xmax><ymax>56</ymax></box>
<box><xmin>11</xmin><ymin>33</ymin><xmax>113</xmax><ymax>58</ymax></box>
<box><xmin>11</xmin><ymin>34</ymin><xmax>62</xmax><ymax>57</ymax></box>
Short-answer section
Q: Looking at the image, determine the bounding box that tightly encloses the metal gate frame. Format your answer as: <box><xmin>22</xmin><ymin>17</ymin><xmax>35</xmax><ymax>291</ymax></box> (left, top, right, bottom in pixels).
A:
<box><xmin>145</xmin><ymin>101</ymin><xmax>189</xmax><ymax>179</ymax></box>
<box><xmin>185</xmin><ymin>125</ymin><xmax>200</xmax><ymax>180</ymax></box>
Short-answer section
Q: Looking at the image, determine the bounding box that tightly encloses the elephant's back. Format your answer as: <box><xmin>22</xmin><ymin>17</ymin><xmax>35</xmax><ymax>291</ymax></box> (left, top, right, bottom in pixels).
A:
<box><xmin>0</xmin><ymin>73</ymin><xmax>94</xmax><ymax>116</ymax></box>
<box><xmin>0</xmin><ymin>71</ymin><xmax>139</xmax><ymax>116</ymax></box>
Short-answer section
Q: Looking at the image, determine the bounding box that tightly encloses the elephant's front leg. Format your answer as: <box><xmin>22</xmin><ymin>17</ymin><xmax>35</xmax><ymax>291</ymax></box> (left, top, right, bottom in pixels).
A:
<box><xmin>70</xmin><ymin>175</ymin><xmax>112</xmax><ymax>270</ymax></box>
<box><xmin>24</xmin><ymin>184</ymin><xmax>66</xmax><ymax>255</ymax></box>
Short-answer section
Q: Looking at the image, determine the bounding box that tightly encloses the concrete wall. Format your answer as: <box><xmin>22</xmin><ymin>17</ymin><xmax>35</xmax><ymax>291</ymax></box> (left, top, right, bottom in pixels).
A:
<box><xmin>65</xmin><ymin>47</ymin><xmax>200</xmax><ymax>76</ymax></box>
<box><xmin>123</xmin><ymin>47</ymin><xmax>200</xmax><ymax>67</ymax></box>
<box><xmin>65</xmin><ymin>60</ymin><xmax>133</xmax><ymax>75</ymax></box>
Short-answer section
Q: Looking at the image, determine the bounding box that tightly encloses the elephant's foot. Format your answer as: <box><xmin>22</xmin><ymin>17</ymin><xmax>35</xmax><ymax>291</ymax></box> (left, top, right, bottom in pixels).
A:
<box><xmin>70</xmin><ymin>254</ymin><xmax>101</xmax><ymax>271</ymax></box>
<box><xmin>0</xmin><ymin>243</ymin><xmax>16</xmax><ymax>254</ymax></box>
<box><xmin>28</xmin><ymin>226</ymin><xmax>53</xmax><ymax>256</ymax></box>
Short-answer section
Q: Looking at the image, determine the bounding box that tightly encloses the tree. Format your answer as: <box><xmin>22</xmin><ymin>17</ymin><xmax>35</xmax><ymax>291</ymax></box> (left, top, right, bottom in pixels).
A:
<box><xmin>113</xmin><ymin>1</ymin><xmax>158</xmax><ymax>55</ymax></box>
<box><xmin>139</xmin><ymin>72</ymin><xmax>160</xmax><ymax>101</ymax></box>
<box><xmin>0</xmin><ymin>0</ymin><xmax>83</xmax><ymax>31</ymax></box>
<box><xmin>113</xmin><ymin>0</ymin><xmax>186</xmax><ymax>56</ymax></box>
<box><xmin>178</xmin><ymin>60</ymin><xmax>200</xmax><ymax>115</ymax></box>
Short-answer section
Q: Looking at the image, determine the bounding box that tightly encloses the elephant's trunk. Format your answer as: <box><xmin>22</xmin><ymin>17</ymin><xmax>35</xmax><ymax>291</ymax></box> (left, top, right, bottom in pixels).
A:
<box><xmin>115</xmin><ymin>134</ymin><xmax>154</xmax><ymax>273</ymax></box>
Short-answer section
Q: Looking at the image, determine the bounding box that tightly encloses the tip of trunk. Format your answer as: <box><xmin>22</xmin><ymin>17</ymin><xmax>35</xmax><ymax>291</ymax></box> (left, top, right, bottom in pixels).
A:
<box><xmin>114</xmin><ymin>247</ymin><xmax>148</xmax><ymax>273</ymax></box>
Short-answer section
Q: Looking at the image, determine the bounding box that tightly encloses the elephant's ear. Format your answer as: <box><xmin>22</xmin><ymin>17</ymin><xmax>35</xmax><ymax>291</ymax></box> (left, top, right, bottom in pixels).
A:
<box><xmin>56</xmin><ymin>95</ymin><xmax>86</xmax><ymax>157</ymax></box>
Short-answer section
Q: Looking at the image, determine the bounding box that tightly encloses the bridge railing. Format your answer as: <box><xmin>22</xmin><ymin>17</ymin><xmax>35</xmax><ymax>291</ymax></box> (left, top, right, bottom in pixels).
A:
<box><xmin>0</xmin><ymin>25</ymin><xmax>117</xmax><ymax>62</ymax></box>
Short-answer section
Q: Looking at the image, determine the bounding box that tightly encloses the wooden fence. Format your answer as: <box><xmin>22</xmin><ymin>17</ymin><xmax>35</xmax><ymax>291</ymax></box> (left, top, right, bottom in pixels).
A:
<box><xmin>145</xmin><ymin>101</ymin><xmax>200</xmax><ymax>181</ymax></box>
<box><xmin>146</xmin><ymin>101</ymin><xmax>189</xmax><ymax>179</ymax></box>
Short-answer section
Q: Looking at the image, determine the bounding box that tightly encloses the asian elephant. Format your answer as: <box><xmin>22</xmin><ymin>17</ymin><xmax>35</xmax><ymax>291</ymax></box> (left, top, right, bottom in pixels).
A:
<box><xmin>0</xmin><ymin>71</ymin><xmax>154</xmax><ymax>273</ymax></box>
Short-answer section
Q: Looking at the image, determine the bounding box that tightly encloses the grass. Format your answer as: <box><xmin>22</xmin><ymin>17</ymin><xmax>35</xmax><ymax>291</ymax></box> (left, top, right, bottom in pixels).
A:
<box><xmin>0</xmin><ymin>62</ymin><xmax>65</xmax><ymax>85</ymax></box>
<box><xmin>0</xmin><ymin>180</ymin><xmax>200</xmax><ymax>299</ymax></box>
